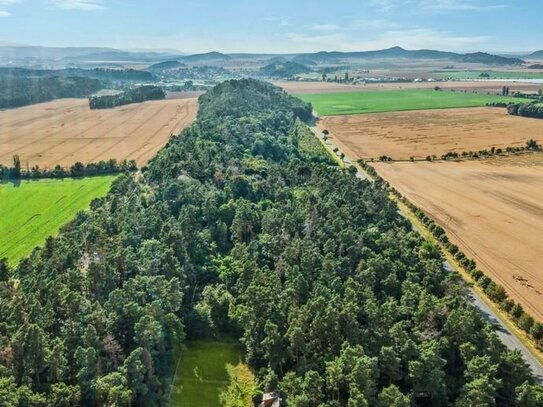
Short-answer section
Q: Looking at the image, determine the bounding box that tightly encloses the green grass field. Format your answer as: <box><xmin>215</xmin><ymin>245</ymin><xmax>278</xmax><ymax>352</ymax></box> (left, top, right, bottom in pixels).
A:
<box><xmin>0</xmin><ymin>176</ymin><xmax>116</xmax><ymax>265</ymax></box>
<box><xmin>297</xmin><ymin>89</ymin><xmax>524</xmax><ymax>116</ymax></box>
<box><xmin>170</xmin><ymin>341</ymin><xmax>242</xmax><ymax>407</ymax></box>
<box><xmin>435</xmin><ymin>71</ymin><xmax>543</xmax><ymax>80</ymax></box>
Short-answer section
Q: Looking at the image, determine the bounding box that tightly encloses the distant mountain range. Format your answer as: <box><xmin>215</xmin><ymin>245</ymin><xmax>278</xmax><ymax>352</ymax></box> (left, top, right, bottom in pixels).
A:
<box><xmin>0</xmin><ymin>44</ymin><xmax>532</xmax><ymax>66</ymax></box>
<box><xmin>528</xmin><ymin>50</ymin><xmax>543</xmax><ymax>59</ymax></box>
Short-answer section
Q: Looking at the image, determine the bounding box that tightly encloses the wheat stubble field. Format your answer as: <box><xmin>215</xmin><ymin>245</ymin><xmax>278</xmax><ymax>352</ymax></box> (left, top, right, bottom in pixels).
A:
<box><xmin>321</xmin><ymin>107</ymin><xmax>543</xmax><ymax>160</ymax></box>
<box><xmin>0</xmin><ymin>97</ymin><xmax>198</xmax><ymax>168</ymax></box>
<box><xmin>373</xmin><ymin>154</ymin><xmax>543</xmax><ymax>321</ymax></box>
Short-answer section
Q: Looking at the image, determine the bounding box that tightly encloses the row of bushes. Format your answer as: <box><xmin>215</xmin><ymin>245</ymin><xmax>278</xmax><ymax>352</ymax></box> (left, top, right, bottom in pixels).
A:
<box><xmin>89</xmin><ymin>85</ymin><xmax>165</xmax><ymax>109</ymax></box>
<box><xmin>0</xmin><ymin>155</ymin><xmax>137</xmax><ymax>179</ymax></box>
<box><xmin>441</xmin><ymin>139</ymin><xmax>540</xmax><ymax>160</ymax></box>
<box><xmin>362</xmin><ymin>139</ymin><xmax>540</xmax><ymax>163</ymax></box>
<box><xmin>357</xmin><ymin>158</ymin><xmax>543</xmax><ymax>350</ymax></box>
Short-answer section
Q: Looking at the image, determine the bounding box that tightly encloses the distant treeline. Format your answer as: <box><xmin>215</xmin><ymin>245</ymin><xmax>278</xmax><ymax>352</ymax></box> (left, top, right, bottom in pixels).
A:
<box><xmin>0</xmin><ymin>67</ymin><xmax>155</xmax><ymax>83</ymax></box>
<box><xmin>0</xmin><ymin>155</ymin><xmax>137</xmax><ymax>179</ymax></box>
<box><xmin>440</xmin><ymin>139</ymin><xmax>540</xmax><ymax>160</ymax></box>
<box><xmin>0</xmin><ymin>76</ymin><xmax>101</xmax><ymax>109</ymax></box>
<box><xmin>63</xmin><ymin>68</ymin><xmax>155</xmax><ymax>83</ymax></box>
<box><xmin>89</xmin><ymin>85</ymin><xmax>165</xmax><ymax>109</ymax></box>
<box><xmin>507</xmin><ymin>102</ymin><xmax>543</xmax><ymax>119</ymax></box>
<box><xmin>487</xmin><ymin>91</ymin><xmax>543</xmax><ymax>119</ymax></box>
<box><xmin>0</xmin><ymin>67</ymin><xmax>160</xmax><ymax>109</ymax></box>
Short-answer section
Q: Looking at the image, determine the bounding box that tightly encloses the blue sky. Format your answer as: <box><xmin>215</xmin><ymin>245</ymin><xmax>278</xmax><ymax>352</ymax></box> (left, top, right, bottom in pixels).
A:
<box><xmin>0</xmin><ymin>0</ymin><xmax>541</xmax><ymax>53</ymax></box>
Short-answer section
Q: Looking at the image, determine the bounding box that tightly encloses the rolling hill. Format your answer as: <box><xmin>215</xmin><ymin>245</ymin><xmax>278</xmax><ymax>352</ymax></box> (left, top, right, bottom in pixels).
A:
<box><xmin>146</xmin><ymin>60</ymin><xmax>187</xmax><ymax>71</ymax></box>
<box><xmin>260</xmin><ymin>61</ymin><xmax>312</xmax><ymax>77</ymax></box>
<box><xmin>180</xmin><ymin>51</ymin><xmax>231</xmax><ymax>63</ymax></box>
<box><xmin>529</xmin><ymin>50</ymin><xmax>543</xmax><ymax>59</ymax></box>
<box><xmin>292</xmin><ymin>47</ymin><xmax>524</xmax><ymax>65</ymax></box>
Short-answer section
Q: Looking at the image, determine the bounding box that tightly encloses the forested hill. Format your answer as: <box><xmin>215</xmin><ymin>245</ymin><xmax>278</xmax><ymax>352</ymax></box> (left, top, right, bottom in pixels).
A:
<box><xmin>0</xmin><ymin>75</ymin><xmax>101</xmax><ymax>109</ymax></box>
<box><xmin>0</xmin><ymin>79</ymin><xmax>541</xmax><ymax>406</ymax></box>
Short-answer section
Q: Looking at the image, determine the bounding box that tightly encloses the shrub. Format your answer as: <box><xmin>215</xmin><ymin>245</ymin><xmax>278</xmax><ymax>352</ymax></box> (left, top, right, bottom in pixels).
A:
<box><xmin>518</xmin><ymin>312</ymin><xmax>535</xmax><ymax>332</ymax></box>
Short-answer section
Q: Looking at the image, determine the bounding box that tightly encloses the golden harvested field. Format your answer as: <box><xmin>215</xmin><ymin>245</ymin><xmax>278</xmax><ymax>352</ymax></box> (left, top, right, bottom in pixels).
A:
<box><xmin>276</xmin><ymin>80</ymin><xmax>543</xmax><ymax>95</ymax></box>
<box><xmin>321</xmin><ymin>107</ymin><xmax>543</xmax><ymax>160</ymax></box>
<box><xmin>373</xmin><ymin>154</ymin><xmax>543</xmax><ymax>321</ymax></box>
<box><xmin>0</xmin><ymin>98</ymin><xmax>198</xmax><ymax>169</ymax></box>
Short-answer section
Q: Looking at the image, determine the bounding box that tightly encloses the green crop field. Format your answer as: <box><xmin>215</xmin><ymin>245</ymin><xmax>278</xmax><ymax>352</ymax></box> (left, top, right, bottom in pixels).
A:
<box><xmin>170</xmin><ymin>341</ymin><xmax>242</xmax><ymax>407</ymax></box>
<box><xmin>435</xmin><ymin>71</ymin><xmax>543</xmax><ymax>80</ymax></box>
<box><xmin>297</xmin><ymin>89</ymin><xmax>524</xmax><ymax>116</ymax></box>
<box><xmin>0</xmin><ymin>176</ymin><xmax>116</xmax><ymax>265</ymax></box>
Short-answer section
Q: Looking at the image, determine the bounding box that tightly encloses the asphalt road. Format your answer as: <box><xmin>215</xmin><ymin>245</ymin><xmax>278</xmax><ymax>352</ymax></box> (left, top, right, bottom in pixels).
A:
<box><xmin>308</xmin><ymin>121</ymin><xmax>543</xmax><ymax>384</ymax></box>
<box><xmin>443</xmin><ymin>262</ymin><xmax>543</xmax><ymax>383</ymax></box>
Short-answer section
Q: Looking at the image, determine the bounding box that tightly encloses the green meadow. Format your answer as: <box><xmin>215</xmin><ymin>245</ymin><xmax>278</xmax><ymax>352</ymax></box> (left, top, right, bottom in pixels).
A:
<box><xmin>0</xmin><ymin>176</ymin><xmax>116</xmax><ymax>264</ymax></box>
<box><xmin>170</xmin><ymin>341</ymin><xmax>242</xmax><ymax>407</ymax></box>
<box><xmin>297</xmin><ymin>89</ymin><xmax>524</xmax><ymax>116</ymax></box>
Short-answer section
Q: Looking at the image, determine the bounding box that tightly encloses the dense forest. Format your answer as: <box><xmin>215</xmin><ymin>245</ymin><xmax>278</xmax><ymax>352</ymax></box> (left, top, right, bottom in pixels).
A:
<box><xmin>0</xmin><ymin>75</ymin><xmax>101</xmax><ymax>108</ymax></box>
<box><xmin>89</xmin><ymin>85</ymin><xmax>165</xmax><ymax>109</ymax></box>
<box><xmin>0</xmin><ymin>67</ymin><xmax>159</xmax><ymax>109</ymax></box>
<box><xmin>0</xmin><ymin>79</ymin><xmax>542</xmax><ymax>406</ymax></box>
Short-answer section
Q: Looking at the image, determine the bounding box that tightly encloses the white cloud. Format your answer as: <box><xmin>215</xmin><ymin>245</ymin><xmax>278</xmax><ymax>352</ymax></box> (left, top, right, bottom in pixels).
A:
<box><xmin>263</xmin><ymin>16</ymin><xmax>290</xmax><ymax>27</ymax></box>
<box><xmin>311</xmin><ymin>24</ymin><xmax>340</xmax><ymax>32</ymax></box>
<box><xmin>368</xmin><ymin>0</ymin><xmax>398</xmax><ymax>11</ymax></box>
<box><xmin>351</xmin><ymin>19</ymin><xmax>402</xmax><ymax>30</ymax></box>
<box><xmin>368</xmin><ymin>0</ymin><xmax>507</xmax><ymax>12</ymax></box>
<box><xmin>421</xmin><ymin>0</ymin><xmax>484</xmax><ymax>10</ymax></box>
<box><xmin>48</xmin><ymin>0</ymin><xmax>104</xmax><ymax>11</ymax></box>
<box><xmin>0</xmin><ymin>0</ymin><xmax>19</xmax><ymax>17</ymax></box>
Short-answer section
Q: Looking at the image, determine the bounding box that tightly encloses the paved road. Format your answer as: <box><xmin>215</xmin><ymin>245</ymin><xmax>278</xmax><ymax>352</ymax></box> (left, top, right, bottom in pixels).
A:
<box><xmin>442</xmin><ymin>263</ymin><xmax>543</xmax><ymax>383</ymax></box>
<box><xmin>309</xmin><ymin>125</ymin><xmax>368</xmax><ymax>181</ymax></box>
<box><xmin>308</xmin><ymin>120</ymin><xmax>543</xmax><ymax>383</ymax></box>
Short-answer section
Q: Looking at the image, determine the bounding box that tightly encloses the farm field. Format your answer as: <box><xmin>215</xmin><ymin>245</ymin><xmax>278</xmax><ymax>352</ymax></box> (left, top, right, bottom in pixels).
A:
<box><xmin>277</xmin><ymin>80</ymin><xmax>543</xmax><ymax>95</ymax></box>
<box><xmin>321</xmin><ymin>107</ymin><xmax>543</xmax><ymax>160</ymax></box>
<box><xmin>0</xmin><ymin>176</ymin><xmax>116</xmax><ymax>264</ymax></box>
<box><xmin>170</xmin><ymin>341</ymin><xmax>242</xmax><ymax>407</ymax></box>
<box><xmin>298</xmin><ymin>89</ymin><xmax>522</xmax><ymax>116</ymax></box>
<box><xmin>435</xmin><ymin>71</ymin><xmax>543</xmax><ymax>80</ymax></box>
<box><xmin>0</xmin><ymin>97</ymin><xmax>198</xmax><ymax>169</ymax></box>
<box><xmin>372</xmin><ymin>154</ymin><xmax>543</xmax><ymax>321</ymax></box>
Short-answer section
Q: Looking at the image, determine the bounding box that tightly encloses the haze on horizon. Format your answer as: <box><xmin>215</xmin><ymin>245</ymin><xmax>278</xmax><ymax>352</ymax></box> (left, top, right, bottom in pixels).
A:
<box><xmin>0</xmin><ymin>0</ymin><xmax>541</xmax><ymax>54</ymax></box>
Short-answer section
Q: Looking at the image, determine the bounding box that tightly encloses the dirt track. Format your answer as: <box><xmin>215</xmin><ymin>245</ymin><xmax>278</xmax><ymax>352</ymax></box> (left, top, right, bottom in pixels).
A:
<box><xmin>0</xmin><ymin>98</ymin><xmax>198</xmax><ymax>168</ymax></box>
<box><xmin>321</xmin><ymin>107</ymin><xmax>543</xmax><ymax>160</ymax></box>
<box><xmin>373</xmin><ymin>154</ymin><xmax>543</xmax><ymax>321</ymax></box>
<box><xmin>276</xmin><ymin>80</ymin><xmax>543</xmax><ymax>95</ymax></box>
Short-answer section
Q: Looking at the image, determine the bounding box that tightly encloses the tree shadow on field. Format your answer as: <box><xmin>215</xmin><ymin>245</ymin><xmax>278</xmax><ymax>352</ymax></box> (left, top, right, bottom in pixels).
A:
<box><xmin>0</xmin><ymin>178</ymin><xmax>22</xmax><ymax>188</ymax></box>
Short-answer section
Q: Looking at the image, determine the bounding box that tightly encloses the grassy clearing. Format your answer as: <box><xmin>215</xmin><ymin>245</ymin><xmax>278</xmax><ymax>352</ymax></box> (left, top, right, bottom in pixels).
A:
<box><xmin>435</xmin><ymin>71</ymin><xmax>543</xmax><ymax>80</ymax></box>
<box><xmin>0</xmin><ymin>176</ymin><xmax>116</xmax><ymax>265</ymax></box>
<box><xmin>170</xmin><ymin>341</ymin><xmax>242</xmax><ymax>407</ymax></box>
<box><xmin>298</xmin><ymin>89</ymin><xmax>524</xmax><ymax>116</ymax></box>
